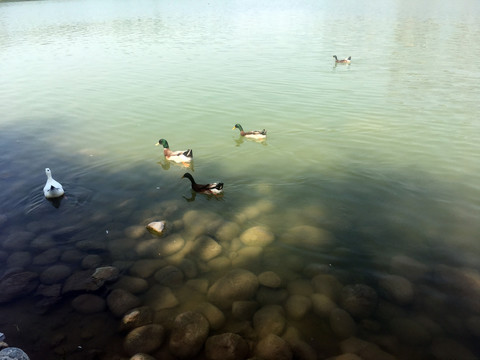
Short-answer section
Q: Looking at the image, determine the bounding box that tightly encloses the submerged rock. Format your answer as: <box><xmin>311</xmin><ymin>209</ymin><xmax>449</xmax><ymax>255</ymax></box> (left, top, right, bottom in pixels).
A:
<box><xmin>169</xmin><ymin>311</ymin><xmax>210</xmax><ymax>359</ymax></box>
<box><xmin>71</xmin><ymin>294</ymin><xmax>106</xmax><ymax>314</ymax></box>
<box><xmin>255</xmin><ymin>333</ymin><xmax>292</xmax><ymax>360</ymax></box>
<box><xmin>340</xmin><ymin>284</ymin><xmax>378</xmax><ymax>319</ymax></box>
<box><xmin>0</xmin><ymin>271</ymin><xmax>38</xmax><ymax>304</ymax></box>
<box><xmin>378</xmin><ymin>274</ymin><xmax>414</xmax><ymax>305</ymax></box>
<box><xmin>253</xmin><ymin>305</ymin><xmax>286</xmax><ymax>339</ymax></box>
<box><xmin>0</xmin><ymin>347</ymin><xmax>30</xmax><ymax>360</ymax></box>
<box><xmin>239</xmin><ymin>226</ymin><xmax>274</xmax><ymax>247</ymax></box>
<box><xmin>39</xmin><ymin>264</ymin><xmax>72</xmax><ymax>285</ymax></box>
<box><xmin>120</xmin><ymin>306</ymin><xmax>154</xmax><ymax>332</ymax></box>
<box><xmin>124</xmin><ymin>324</ymin><xmax>165</xmax><ymax>356</ymax></box>
<box><xmin>107</xmin><ymin>289</ymin><xmax>141</xmax><ymax>317</ymax></box>
<box><xmin>207</xmin><ymin>269</ymin><xmax>259</xmax><ymax>309</ymax></box>
<box><xmin>146</xmin><ymin>221</ymin><xmax>166</xmax><ymax>236</ymax></box>
<box><xmin>205</xmin><ymin>333</ymin><xmax>249</xmax><ymax>360</ymax></box>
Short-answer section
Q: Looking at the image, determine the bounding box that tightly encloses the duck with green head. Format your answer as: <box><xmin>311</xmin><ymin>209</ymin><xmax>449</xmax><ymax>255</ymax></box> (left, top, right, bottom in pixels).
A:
<box><xmin>156</xmin><ymin>138</ymin><xmax>193</xmax><ymax>166</ymax></box>
<box><xmin>232</xmin><ymin>124</ymin><xmax>267</xmax><ymax>140</ymax></box>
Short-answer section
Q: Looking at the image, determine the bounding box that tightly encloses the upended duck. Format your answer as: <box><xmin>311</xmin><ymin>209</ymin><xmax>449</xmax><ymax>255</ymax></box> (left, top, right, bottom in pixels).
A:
<box><xmin>156</xmin><ymin>138</ymin><xmax>193</xmax><ymax>166</ymax></box>
<box><xmin>233</xmin><ymin>124</ymin><xmax>267</xmax><ymax>140</ymax></box>
<box><xmin>43</xmin><ymin>168</ymin><xmax>64</xmax><ymax>198</ymax></box>
<box><xmin>182</xmin><ymin>173</ymin><xmax>223</xmax><ymax>195</ymax></box>
<box><xmin>333</xmin><ymin>55</ymin><xmax>351</xmax><ymax>64</ymax></box>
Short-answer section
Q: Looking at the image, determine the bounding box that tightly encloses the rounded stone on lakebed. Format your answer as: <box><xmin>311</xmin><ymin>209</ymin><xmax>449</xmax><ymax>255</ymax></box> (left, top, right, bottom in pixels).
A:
<box><xmin>107</xmin><ymin>289</ymin><xmax>141</xmax><ymax>317</ymax></box>
<box><xmin>169</xmin><ymin>311</ymin><xmax>210</xmax><ymax>359</ymax></box>
<box><xmin>205</xmin><ymin>333</ymin><xmax>249</xmax><ymax>360</ymax></box>
<box><xmin>71</xmin><ymin>294</ymin><xmax>106</xmax><ymax>314</ymax></box>
<box><xmin>258</xmin><ymin>271</ymin><xmax>282</xmax><ymax>288</ymax></box>
<box><xmin>255</xmin><ymin>333</ymin><xmax>292</xmax><ymax>360</ymax></box>
<box><xmin>40</xmin><ymin>264</ymin><xmax>72</xmax><ymax>285</ymax></box>
<box><xmin>124</xmin><ymin>324</ymin><xmax>165</xmax><ymax>356</ymax></box>
<box><xmin>239</xmin><ymin>226</ymin><xmax>274</xmax><ymax>247</ymax></box>
<box><xmin>0</xmin><ymin>347</ymin><xmax>30</xmax><ymax>360</ymax></box>
<box><xmin>145</xmin><ymin>221</ymin><xmax>165</xmax><ymax>236</ymax></box>
<box><xmin>207</xmin><ymin>269</ymin><xmax>259</xmax><ymax>309</ymax></box>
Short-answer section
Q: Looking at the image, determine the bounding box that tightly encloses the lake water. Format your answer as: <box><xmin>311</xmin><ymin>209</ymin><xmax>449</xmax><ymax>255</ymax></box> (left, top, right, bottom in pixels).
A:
<box><xmin>1</xmin><ymin>0</ymin><xmax>480</xmax><ymax>359</ymax></box>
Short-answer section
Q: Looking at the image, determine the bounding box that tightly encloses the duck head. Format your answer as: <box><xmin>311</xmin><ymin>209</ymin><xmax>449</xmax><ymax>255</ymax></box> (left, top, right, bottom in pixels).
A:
<box><xmin>156</xmin><ymin>139</ymin><xmax>169</xmax><ymax>148</ymax></box>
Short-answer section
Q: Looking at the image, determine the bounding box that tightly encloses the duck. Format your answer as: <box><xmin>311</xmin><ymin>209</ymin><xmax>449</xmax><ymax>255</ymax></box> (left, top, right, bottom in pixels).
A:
<box><xmin>233</xmin><ymin>124</ymin><xmax>267</xmax><ymax>140</ymax></box>
<box><xmin>333</xmin><ymin>55</ymin><xmax>351</xmax><ymax>64</ymax></box>
<box><xmin>156</xmin><ymin>138</ymin><xmax>193</xmax><ymax>166</ymax></box>
<box><xmin>43</xmin><ymin>168</ymin><xmax>64</xmax><ymax>198</ymax></box>
<box><xmin>182</xmin><ymin>173</ymin><xmax>224</xmax><ymax>195</ymax></box>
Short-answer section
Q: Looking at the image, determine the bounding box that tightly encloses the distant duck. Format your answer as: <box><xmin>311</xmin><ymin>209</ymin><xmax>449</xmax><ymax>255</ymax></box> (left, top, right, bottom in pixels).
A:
<box><xmin>156</xmin><ymin>138</ymin><xmax>193</xmax><ymax>166</ymax></box>
<box><xmin>43</xmin><ymin>168</ymin><xmax>64</xmax><ymax>199</ymax></box>
<box><xmin>182</xmin><ymin>173</ymin><xmax>224</xmax><ymax>195</ymax></box>
<box><xmin>333</xmin><ymin>55</ymin><xmax>351</xmax><ymax>64</ymax></box>
<box><xmin>233</xmin><ymin>124</ymin><xmax>267</xmax><ymax>140</ymax></box>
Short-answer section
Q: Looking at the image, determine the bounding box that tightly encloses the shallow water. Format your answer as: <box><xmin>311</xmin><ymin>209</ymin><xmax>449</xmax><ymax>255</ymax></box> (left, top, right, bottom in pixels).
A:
<box><xmin>1</xmin><ymin>0</ymin><xmax>480</xmax><ymax>359</ymax></box>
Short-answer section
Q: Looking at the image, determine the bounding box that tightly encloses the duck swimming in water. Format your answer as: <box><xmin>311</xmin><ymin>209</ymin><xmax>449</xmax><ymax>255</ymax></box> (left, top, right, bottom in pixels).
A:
<box><xmin>233</xmin><ymin>124</ymin><xmax>267</xmax><ymax>140</ymax></box>
<box><xmin>182</xmin><ymin>173</ymin><xmax>223</xmax><ymax>195</ymax></box>
<box><xmin>333</xmin><ymin>55</ymin><xmax>351</xmax><ymax>64</ymax></box>
<box><xmin>156</xmin><ymin>138</ymin><xmax>193</xmax><ymax>166</ymax></box>
<box><xmin>43</xmin><ymin>168</ymin><xmax>64</xmax><ymax>199</ymax></box>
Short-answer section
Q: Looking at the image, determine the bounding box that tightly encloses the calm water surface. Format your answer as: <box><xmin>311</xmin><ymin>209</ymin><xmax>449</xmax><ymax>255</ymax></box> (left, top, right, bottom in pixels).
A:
<box><xmin>1</xmin><ymin>0</ymin><xmax>480</xmax><ymax>359</ymax></box>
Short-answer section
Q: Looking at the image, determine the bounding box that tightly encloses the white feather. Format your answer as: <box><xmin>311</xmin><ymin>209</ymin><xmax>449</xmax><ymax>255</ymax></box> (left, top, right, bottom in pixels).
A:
<box><xmin>43</xmin><ymin>168</ymin><xmax>64</xmax><ymax>198</ymax></box>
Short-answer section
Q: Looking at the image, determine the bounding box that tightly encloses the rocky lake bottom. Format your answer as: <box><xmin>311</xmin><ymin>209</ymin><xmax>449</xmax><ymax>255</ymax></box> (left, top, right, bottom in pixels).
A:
<box><xmin>1</xmin><ymin>197</ymin><xmax>480</xmax><ymax>360</ymax></box>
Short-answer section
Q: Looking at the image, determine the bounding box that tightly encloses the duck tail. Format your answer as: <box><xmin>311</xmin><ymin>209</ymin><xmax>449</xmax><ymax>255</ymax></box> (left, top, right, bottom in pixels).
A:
<box><xmin>184</xmin><ymin>149</ymin><xmax>193</xmax><ymax>157</ymax></box>
<box><xmin>216</xmin><ymin>183</ymin><xmax>224</xmax><ymax>190</ymax></box>
<box><xmin>347</xmin><ymin>56</ymin><xmax>351</xmax><ymax>60</ymax></box>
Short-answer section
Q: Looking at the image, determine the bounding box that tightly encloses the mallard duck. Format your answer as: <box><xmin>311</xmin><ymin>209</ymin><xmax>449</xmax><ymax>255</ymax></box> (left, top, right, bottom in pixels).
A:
<box><xmin>43</xmin><ymin>168</ymin><xmax>64</xmax><ymax>198</ymax></box>
<box><xmin>182</xmin><ymin>173</ymin><xmax>223</xmax><ymax>195</ymax></box>
<box><xmin>333</xmin><ymin>55</ymin><xmax>351</xmax><ymax>64</ymax></box>
<box><xmin>233</xmin><ymin>124</ymin><xmax>267</xmax><ymax>139</ymax></box>
<box><xmin>156</xmin><ymin>138</ymin><xmax>193</xmax><ymax>165</ymax></box>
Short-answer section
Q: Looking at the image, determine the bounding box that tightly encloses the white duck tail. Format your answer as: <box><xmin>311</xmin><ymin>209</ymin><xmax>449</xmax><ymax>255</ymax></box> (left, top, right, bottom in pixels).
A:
<box><xmin>43</xmin><ymin>168</ymin><xmax>64</xmax><ymax>198</ymax></box>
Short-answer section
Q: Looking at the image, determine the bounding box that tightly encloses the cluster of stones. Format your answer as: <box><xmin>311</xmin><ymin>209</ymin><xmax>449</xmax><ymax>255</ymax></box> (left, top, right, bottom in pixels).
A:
<box><xmin>1</xmin><ymin>204</ymin><xmax>479</xmax><ymax>359</ymax></box>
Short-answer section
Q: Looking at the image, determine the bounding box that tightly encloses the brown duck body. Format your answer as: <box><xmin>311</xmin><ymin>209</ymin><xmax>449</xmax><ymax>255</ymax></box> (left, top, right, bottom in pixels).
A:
<box><xmin>333</xmin><ymin>55</ymin><xmax>351</xmax><ymax>64</ymax></box>
<box><xmin>233</xmin><ymin>124</ymin><xmax>267</xmax><ymax>140</ymax></box>
<box><xmin>182</xmin><ymin>173</ymin><xmax>223</xmax><ymax>195</ymax></box>
<box><xmin>156</xmin><ymin>138</ymin><xmax>193</xmax><ymax>164</ymax></box>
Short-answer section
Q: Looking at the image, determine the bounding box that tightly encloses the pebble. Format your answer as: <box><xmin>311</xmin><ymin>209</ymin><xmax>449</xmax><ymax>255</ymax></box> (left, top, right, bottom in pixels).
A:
<box><xmin>207</xmin><ymin>269</ymin><xmax>259</xmax><ymax>309</ymax></box>
<box><xmin>113</xmin><ymin>276</ymin><xmax>149</xmax><ymax>294</ymax></box>
<box><xmin>124</xmin><ymin>324</ymin><xmax>165</xmax><ymax>356</ymax></box>
<box><xmin>339</xmin><ymin>284</ymin><xmax>378</xmax><ymax>319</ymax></box>
<box><xmin>71</xmin><ymin>294</ymin><xmax>106</xmax><ymax>314</ymax></box>
<box><xmin>0</xmin><ymin>347</ymin><xmax>30</xmax><ymax>360</ymax></box>
<box><xmin>378</xmin><ymin>274</ymin><xmax>414</xmax><ymax>305</ymax></box>
<box><xmin>145</xmin><ymin>221</ymin><xmax>165</xmax><ymax>236</ymax></box>
<box><xmin>329</xmin><ymin>308</ymin><xmax>357</xmax><ymax>339</ymax></box>
<box><xmin>285</xmin><ymin>295</ymin><xmax>311</xmax><ymax>320</ymax></box>
<box><xmin>154</xmin><ymin>265</ymin><xmax>184</xmax><ymax>287</ymax></box>
<box><xmin>193</xmin><ymin>236</ymin><xmax>223</xmax><ymax>262</ymax></box>
<box><xmin>258</xmin><ymin>271</ymin><xmax>282</xmax><ymax>288</ymax></box>
<box><xmin>255</xmin><ymin>333</ymin><xmax>292</xmax><ymax>360</ymax></box>
<box><xmin>239</xmin><ymin>226</ymin><xmax>274</xmax><ymax>247</ymax></box>
<box><xmin>169</xmin><ymin>311</ymin><xmax>210</xmax><ymax>359</ymax></box>
<box><xmin>107</xmin><ymin>289</ymin><xmax>141</xmax><ymax>317</ymax></box>
<box><xmin>253</xmin><ymin>305</ymin><xmax>286</xmax><ymax>339</ymax></box>
<box><xmin>120</xmin><ymin>306</ymin><xmax>155</xmax><ymax>331</ymax></box>
<box><xmin>205</xmin><ymin>333</ymin><xmax>249</xmax><ymax>360</ymax></box>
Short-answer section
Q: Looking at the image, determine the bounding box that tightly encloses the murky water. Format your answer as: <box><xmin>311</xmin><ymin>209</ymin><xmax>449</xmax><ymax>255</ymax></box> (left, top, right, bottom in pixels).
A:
<box><xmin>1</xmin><ymin>0</ymin><xmax>480</xmax><ymax>359</ymax></box>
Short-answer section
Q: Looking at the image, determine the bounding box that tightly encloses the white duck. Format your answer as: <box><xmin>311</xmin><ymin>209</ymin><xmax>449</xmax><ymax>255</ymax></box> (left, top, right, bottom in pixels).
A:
<box><xmin>43</xmin><ymin>168</ymin><xmax>64</xmax><ymax>198</ymax></box>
